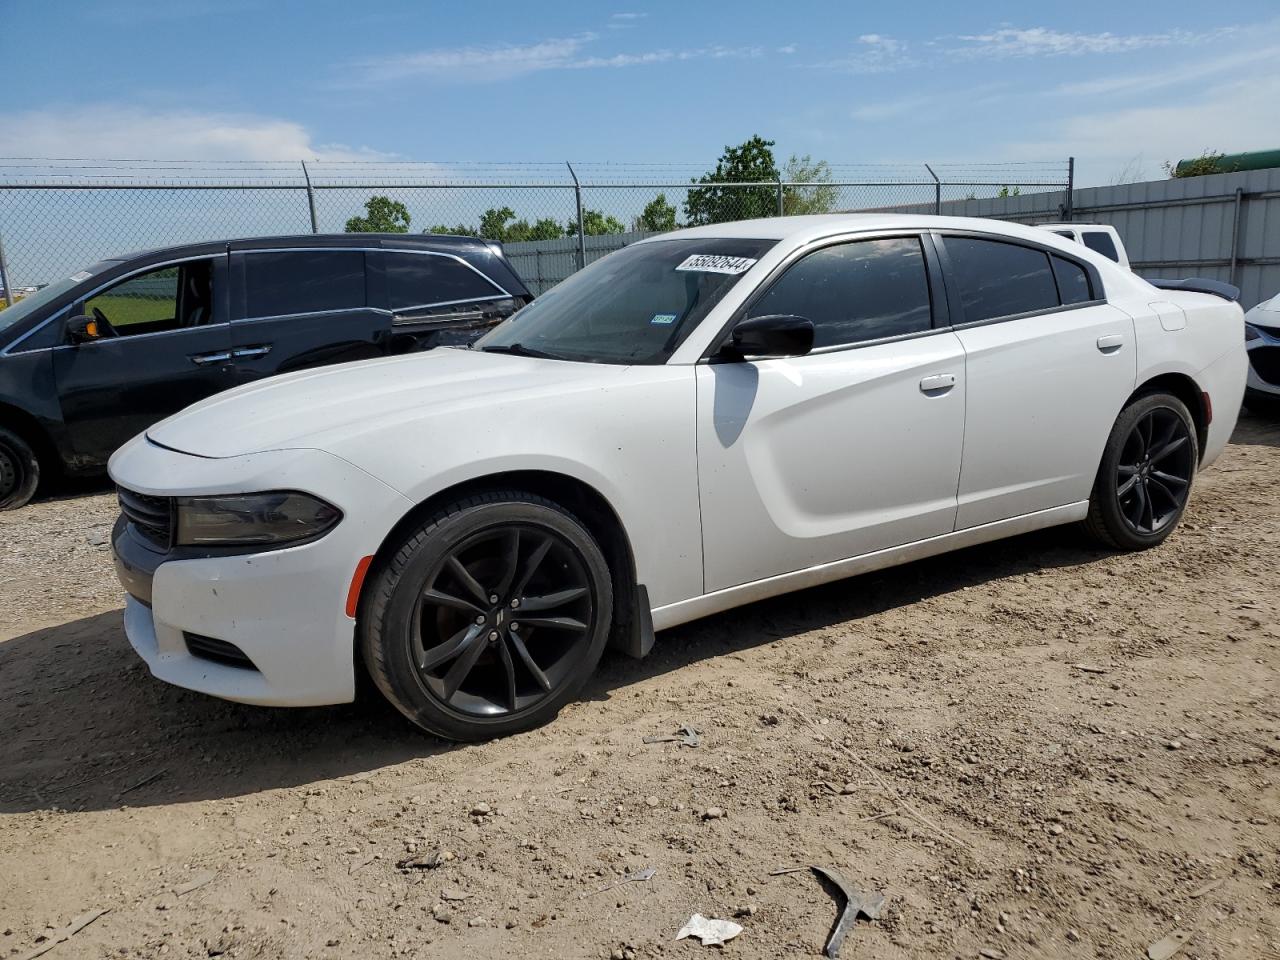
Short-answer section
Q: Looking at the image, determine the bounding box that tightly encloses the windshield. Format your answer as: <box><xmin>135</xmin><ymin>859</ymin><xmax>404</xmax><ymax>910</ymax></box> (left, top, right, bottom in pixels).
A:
<box><xmin>0</xmin><ymin>261</ymin><xmax>115</xmax><ymax>336</ymax></box>
<box><xmin>474</xmin><ymin>237</ymin><xmax>775</xmax><ymax>364</ymax></box>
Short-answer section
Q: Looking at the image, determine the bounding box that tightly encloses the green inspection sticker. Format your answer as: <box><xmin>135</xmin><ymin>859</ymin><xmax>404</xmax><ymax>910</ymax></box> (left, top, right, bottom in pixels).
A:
<box><xmin>650</xmin><ymin>313</ymin><xmax>677</xmax><ymax>325</ymax></box>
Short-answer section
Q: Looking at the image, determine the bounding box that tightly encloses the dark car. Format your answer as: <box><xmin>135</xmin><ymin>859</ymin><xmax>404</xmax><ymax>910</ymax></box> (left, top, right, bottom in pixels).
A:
<box><xmin>0</xmin><ymin>233</ymin><xmax>532</xmax><ymax>509</ymax></box>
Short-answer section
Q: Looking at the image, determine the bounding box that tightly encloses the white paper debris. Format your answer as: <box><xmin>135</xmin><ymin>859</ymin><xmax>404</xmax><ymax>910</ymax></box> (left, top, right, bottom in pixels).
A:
<box><xmin>675</xmin><ymin>913</ymin><xmax>743</xmax><ymax>946</ymax></box>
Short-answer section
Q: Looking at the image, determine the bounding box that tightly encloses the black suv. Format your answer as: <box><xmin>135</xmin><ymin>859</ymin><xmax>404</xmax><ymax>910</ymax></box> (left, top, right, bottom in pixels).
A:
<box><xmin>0</xmin><ymin>234</ymin><xmax>531</xmax><ymax>509</ymax></box>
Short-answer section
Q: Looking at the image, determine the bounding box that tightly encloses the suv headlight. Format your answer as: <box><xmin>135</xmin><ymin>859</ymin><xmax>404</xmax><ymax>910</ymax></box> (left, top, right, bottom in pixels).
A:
<box><xmin>175</xmin><ymin>492</ymin><xmax>341</xmax><ymax>547</ymax></box>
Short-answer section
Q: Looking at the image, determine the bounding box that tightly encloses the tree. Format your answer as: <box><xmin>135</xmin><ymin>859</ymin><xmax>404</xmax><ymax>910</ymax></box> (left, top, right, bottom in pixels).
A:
<box><xmin>345</xmin><ymin>195</ymin><xmax>411</xmax><ymax>233</ymax></box>
<box><xmin>1163</xmin><ymin>150</ymin><xmax>1231</xmax><ymax>178</ymax></box>
<box><xmin>685</xmin><ymin>135</ymin><xmax>780</xmax><ymax>226</ymax></box>
<box><xmin>425</xmin><ymin>223</ymin><xmax>480</xmax><ymax>237</ymax></box>
<box><xmin>566</xmin><ymin>208</ymin><xmax>626</xmax><ymax>237</ymax></box>
<box><xmin>781</xmin><ymin>154</ymin><xmax>837</xmax><ymax>216</ymax></box>
<box><xmin>476</xmin><ymin>207</ymin><xmax>564</xmax><ymax>243</ymax></box>
<box><xmin>996</xmin><ymin>185</ymin><xmax>1021</xmax><ymax>198</ymax></box>
<box><xmin>634</xmin><ymin>193</ymin><xmax>678</xmax><ymax>232</ymax></box>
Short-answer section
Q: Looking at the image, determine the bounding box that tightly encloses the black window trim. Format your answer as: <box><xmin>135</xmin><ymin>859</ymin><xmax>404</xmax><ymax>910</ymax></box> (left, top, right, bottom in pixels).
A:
<box><xmin>931</xmin><ymin>229</ymin><xmax>1107</xmax><ymax>331</ymax></box>
<box><xmin>700</xmin><ymin>230</ymin><xmax>950</xmax><ymax>363</ymax></box>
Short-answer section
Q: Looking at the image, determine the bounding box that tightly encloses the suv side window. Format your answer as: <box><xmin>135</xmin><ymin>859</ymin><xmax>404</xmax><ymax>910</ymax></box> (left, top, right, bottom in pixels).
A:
<box><xmin>943</xmin><ymin>236</ymin><xmax>1058</xmax><ymax>323</ymax></box>
<box><xmin>83</xmin><ymin>260</ymin><xmax>214</xmax><ymax>338</ymax></box>
<box><xmin>748</xmin><ymin>237</ymin><xmax>932</xmax><ymax>349</ymax></box>
<box><xmin>384</xmin><ymin>252</ymin><xmax>504</xmax><ymax>310</ymax></box>
<box><xmin>1080</xmin><ymin>231</ymin><xmax>1120</xmax><ymax>262</ymax></box>
<box><xmin>243</xmin><ymin>250</ymin><xmax>365</xmax><ymax>318</ymax></box>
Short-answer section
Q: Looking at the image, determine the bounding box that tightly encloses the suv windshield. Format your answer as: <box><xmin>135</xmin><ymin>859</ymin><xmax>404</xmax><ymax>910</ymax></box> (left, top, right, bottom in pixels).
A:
<box><xmin>0</xmin><ymin>261</ymin><xmax>115</xmax><ymax>336</ymax></box>
<box><xmin>474</xmin><ymin>237</ymin><xmax>775</xmax><ymax>364</ymax></box>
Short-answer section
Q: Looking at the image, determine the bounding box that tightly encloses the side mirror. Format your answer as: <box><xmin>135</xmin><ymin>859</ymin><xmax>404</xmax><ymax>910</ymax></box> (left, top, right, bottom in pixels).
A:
<box><xmin>720</xmin><ymin>314</ymin><xmax>814</xmax><ymax>360</ymax></box>
<box><xmin>66</xmin><ymin>314</ymin><xmax>102</xmax><ymax>344</ymax></box>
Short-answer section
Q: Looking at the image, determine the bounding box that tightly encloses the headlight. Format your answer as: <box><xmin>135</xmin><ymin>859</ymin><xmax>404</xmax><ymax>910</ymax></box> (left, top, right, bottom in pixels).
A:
<box><xmin>175</xmin><ymin>491</ymin><xmax>341</xmax><ymax>547</ymax></box>
<box><xmin>1245</xmin><ymin>323</ymin><xmax>1262</xmax><ymax>342</ymax></box>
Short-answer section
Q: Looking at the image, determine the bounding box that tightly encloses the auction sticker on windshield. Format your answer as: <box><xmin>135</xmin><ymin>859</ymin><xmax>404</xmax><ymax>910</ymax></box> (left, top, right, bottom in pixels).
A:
<box><xmin>674</xmin><ymin>254</ymin><xmax>757</xmax><ymax>275</ymax></box>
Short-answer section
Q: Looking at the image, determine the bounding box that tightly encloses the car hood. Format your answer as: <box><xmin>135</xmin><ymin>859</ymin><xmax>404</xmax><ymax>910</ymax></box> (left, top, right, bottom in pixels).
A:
<box><xmin>147</xmin><ymin>349</ymin><xmax>631</xmax><ymax>458</ymax></box>
<box><xmin>1246</xmin><ymin>293</ymin><xmax>1280</xmax><ymax>321</ymax></box>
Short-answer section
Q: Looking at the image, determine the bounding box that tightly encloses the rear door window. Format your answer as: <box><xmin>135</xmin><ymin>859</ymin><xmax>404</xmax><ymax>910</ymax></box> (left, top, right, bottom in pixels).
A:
<box><xmin>748</xmin><ymin>236</ymin><xmax>933</xmax><ymax>348</ymax></box>
<box><xmin>383</xmin><ymin>252</ymin><xmax>504</xmax><ymax>310</ymax></box>
<box><xmin>1051</xmin><ymin>255</ymin><xmax>1093</xmax><ymax>305</ymax></box>
<box><xmin>1081</xmin><ymin>231</ymin><xmax>1120</xmax><ymax>262</ymax></box>
<box><xmin>943</xmin><ymin>237</ymin><xmax>1059</xmax><ymax>323</ymax></box>
<box><xmin>243</xmin><ymin>250</ymin><xmax>365</xmax><ymax>318</ymax></box>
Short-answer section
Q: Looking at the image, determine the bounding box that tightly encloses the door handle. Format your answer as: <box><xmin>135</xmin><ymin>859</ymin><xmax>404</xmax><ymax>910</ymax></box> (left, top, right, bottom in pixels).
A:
<box><xmin>919</xmin><ymin>373</ymin><xmax>957</xmax><ymax>394</ymax></box>
<box><xmin>1096</xmin><ymin>334</ymin><xmax>1124</xmax><ymax>353</ymax></box>
<box><xmin>232</xmin><ymin>345</ymin><xmax>272</xmax><ymax>360</ymax></box>
<box><xmin>190</xmin><ymin>350</ymin><xmax>231</xmax><ymax>366</ymax></box>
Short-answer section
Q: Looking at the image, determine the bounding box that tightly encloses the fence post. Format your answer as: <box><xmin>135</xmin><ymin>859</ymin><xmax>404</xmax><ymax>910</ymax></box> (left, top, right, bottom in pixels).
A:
<box><xmin>0</xmin><ymin>232</ymin><xmax>12</xmax><ymax>308</ymax></box>
<box><xmin>566</xmin><ymin>162</ymin><xmax>586</xmax><ymax>270</ymax></box>
<box><xmin>924</xmin><ymin>164</ymin><xmax>941</xmax><ymax>215</ymax></box>
<box><xmin>776</xmin><ymin>176</ymin><xmax>784</xmax><ymax>217</ymax></box>
<box><xmin>1229</xmin><ymin>186</ymin><xmax>1243</xmax><ymax>288</ymax></box>
<box><xmin>1064</xmin><ymin>156</ymin><xmax>1075</xmax><ymax>222</ymax></box>
<box><xmin>300</xmin><ymin>160</ymin><xmax>319</xmax><ymax>234</ymax></box>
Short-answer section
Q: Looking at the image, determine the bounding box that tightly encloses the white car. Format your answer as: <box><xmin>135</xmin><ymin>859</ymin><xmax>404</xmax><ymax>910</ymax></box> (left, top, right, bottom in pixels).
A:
<box><xmin>1037</xmin><ymin>223</ymin><xmax>1131</xmax><ymax>270</ymax></box>
<box><xmin>109</xmin><ymin>215</ymin><xmax>1247</xmax><ymax>740</ymax></box>
<box><xmin>1244</xmin><ymin>292</ymin><xmax>1280</xmax><ymax>411</ymax></box>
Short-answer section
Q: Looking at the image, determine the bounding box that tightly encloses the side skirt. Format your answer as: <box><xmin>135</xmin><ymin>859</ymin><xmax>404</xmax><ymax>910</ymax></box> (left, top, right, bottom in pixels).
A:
<box><xmin>649</xmin><ymin>501</ymin><xmax>1089</xmax><ymax>633</ymax></box>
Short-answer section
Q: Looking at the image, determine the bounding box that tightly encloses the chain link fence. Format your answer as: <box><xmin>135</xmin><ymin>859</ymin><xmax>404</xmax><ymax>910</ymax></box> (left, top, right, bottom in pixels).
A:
<box><xmin>0</xmin><ymin>158</ymin><xmax>1072</xmax><ymax>301</ymax></box>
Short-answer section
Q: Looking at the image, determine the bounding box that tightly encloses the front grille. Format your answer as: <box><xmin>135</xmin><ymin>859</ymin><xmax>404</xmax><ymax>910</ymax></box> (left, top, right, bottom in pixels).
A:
<box><xmin>117</xmin><ymin>486</ymin><xmax>173</xmax><ymax>549</ymax></box>
<box><xmin>184</xmin><ymin>632</ymin><xmax>258</xmax><ymax>670</ymax></box>
<box><xmin>1248</xmin><ymin>345</ymin><xmax>1280</xmax><ymax>386</ymax></box>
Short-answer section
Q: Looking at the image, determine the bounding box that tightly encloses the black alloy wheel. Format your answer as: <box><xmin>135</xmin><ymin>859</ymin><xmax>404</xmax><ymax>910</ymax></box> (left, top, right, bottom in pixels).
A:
<box><xmin>361</xmin><ymin>491</ymin><xmax>613</xmax><ymax>741</ymax></box>
<box><xmin>412</xmin><ymin>524</ymin><xmax>595</xmax><ymax>717</ymax></box>
<box><xmin>1114</xmin><ymin>406</ymin><xmax>1195</xmax><ymax>536</ymax></box>
<box><xmin>1084</xmin><ymin>392</ymin><xmax>1198</xmax><ymax>550</ymax></box>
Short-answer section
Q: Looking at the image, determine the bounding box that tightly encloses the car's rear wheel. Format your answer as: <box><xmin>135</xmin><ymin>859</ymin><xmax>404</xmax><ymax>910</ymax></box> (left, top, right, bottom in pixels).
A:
<box><xmin>1084</xmin><ymin>392</ymin><xmax>1198</xmax><ymax>550</ymax></box>
<box><xmin>360</xmin><ymin>491</ymin><xmax>613</xmax><ymax>741</ymax></box>
<box><xmin>0</xmin><ymin>427</ymin><xmax>40</xmax><ymax>511</ymax></box>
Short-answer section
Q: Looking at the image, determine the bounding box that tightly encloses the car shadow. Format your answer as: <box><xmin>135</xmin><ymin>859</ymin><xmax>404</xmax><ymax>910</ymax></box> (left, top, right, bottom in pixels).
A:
<box><xmin>1231</xmin><ymin>409</ymin><xmax>1280</xmax><ymax>448</ymax></box>
<box><xmin>0</xmin><ymin>523</ymin><xmax>1105</xmax><ymax>815</ymax></box>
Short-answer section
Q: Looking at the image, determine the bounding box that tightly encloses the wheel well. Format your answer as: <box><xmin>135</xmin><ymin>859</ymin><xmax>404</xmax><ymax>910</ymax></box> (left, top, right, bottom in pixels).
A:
<box><xmin>368</xmin><ymin>470</ymin><xmax>640</xmax><ymax>646</ymax></box>
<box><xmin>0</xmin><ymin>402</ymin><xmax>59</xmax><ymax>478</ymax></box>
<box><xmin>1130</xmin><ymin>373</ymin><xmax>1208</xmax><ymax>460</ymax></box>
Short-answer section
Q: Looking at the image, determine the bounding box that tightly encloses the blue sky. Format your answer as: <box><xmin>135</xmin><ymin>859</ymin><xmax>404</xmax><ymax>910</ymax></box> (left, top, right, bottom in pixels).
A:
<box><xmin>2</xmin><ymin>0</ymin><xmax>1278</xmax><ymax>186</ymax></box>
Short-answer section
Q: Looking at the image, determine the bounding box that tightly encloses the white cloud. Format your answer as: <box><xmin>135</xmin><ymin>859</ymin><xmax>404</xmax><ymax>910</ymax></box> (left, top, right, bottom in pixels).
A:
<box><xmin>1003</xmin><ymin>74</ymin><xmax>1280</xmax><ymax>182</ymax></box>
<box><xmin>608</xmin><ymin>12</ymin><xmax>646</xmax><ymax>28</ymax></box>
<box><xmin>0</xmin><ymin>105</ymin><xmax>395</xmax><ymax>161</ymax></box>
<box><xmin>353</xmin><ymin>35</ymin><xmax>596</xmax><ymax>83</ymax></box>
<box><xmin>777</xmin><ymin>43</ymin><xmax>798</xmax><ymax>55</ymax></box>
<box><xmin>815</xmin><ymin>33</ymin><xmax>913</xmax><ymax>73</ymax></box>
<box><xmin>851</xmin><ymin>94</ymin><xmax>933</xmax><ymax>122</ymax></box>
<box><xmin>948</xmin><ymin>26</ymin><xmax>1232</xmax><ymax>59</ymax></box>
<box><xmin>1054</xmin><ymin>43</ymin><xmax>1277</xmax><ymax>97</ymax></box>
<box><xmin>354</xmin><ymin>33</ymin><xmax>764</xmax><ymax>83</ymax></box>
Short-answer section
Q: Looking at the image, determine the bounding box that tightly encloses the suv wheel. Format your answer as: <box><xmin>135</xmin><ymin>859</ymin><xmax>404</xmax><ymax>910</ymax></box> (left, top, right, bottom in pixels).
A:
<box><xmin>0</xmin><ymin>427</ymin><xmax>40</xmax><ymax>511</ymax></box>
<box><xmin>360</xmin><ymin>491</ymin><xmax>613</xmax><ymax>741</ymax></box>
<box><xmin>1084</xmin><ymin>392</ymin><xmax>1198</xmax><ymax>550</ymax></box>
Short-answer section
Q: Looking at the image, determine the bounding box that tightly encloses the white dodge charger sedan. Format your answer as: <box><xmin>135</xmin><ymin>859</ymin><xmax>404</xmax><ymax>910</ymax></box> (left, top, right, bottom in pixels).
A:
<box><xmin>109</xmin><ymin>215</ymin><xmax>1247</xmax><ymax>740</ymax></box>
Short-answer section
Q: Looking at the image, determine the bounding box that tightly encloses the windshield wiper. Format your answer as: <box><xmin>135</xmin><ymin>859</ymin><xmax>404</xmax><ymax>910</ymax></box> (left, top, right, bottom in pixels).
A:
<box><xmin>480</xmin><ymin>342</ymin><xmax>573</xmax><ymax>361</ymax></box>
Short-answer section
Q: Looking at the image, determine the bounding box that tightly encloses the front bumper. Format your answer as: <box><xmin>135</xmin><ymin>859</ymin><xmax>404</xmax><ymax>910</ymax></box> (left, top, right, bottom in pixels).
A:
<box><xmin>1245</xmin><ymin>316</ymin><xmax>1280</xmax><ymax>397</ymax></box>
<box><xmin>108</xmin><ymin>438</ymin><xmax>414</xmax><ymax>707</ymax></box>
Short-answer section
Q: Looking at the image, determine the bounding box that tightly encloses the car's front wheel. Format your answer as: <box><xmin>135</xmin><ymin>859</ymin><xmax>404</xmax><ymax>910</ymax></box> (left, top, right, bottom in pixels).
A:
<box><xmin>1084</xmin><ymin>392</ymin><xmax>1198</xmax><ymax>550</ymax></box>
<box><xmin>0</xmin><ymin>427</ymin><xmax>40</xmax><ymax>511</ymax></box>
<box><xmin>360</xmin><ymin>491</ymin><xmax>614</xmax><ymax>741</ymax></box>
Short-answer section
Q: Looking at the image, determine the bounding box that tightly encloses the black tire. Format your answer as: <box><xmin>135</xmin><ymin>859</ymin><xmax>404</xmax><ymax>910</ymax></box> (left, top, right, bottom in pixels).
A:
<box><xmin>1084</xmin><ymin>392</ymin><xmax>1198</xmax><ymax>550</ymax></box>
<box><xmin>360</xmin><ymin>490</ymin><xmax>613</xmax><ymax>741</ymax></box>
<box><xmin>0</xmin><ymin>427</ymin><xmax>40</xmax><ymax>511</ymax></box>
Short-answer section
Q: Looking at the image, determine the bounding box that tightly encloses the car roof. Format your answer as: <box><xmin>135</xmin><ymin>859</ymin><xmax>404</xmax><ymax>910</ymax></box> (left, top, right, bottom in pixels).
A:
<box><xmin>639</xmin><ymin>213</ymin><xmax>1099</xmax><ymax>249</ymax></box>
<box><xmin>110</xmin><ymin>233</ymin><xmax>497</xmax><ymax>263</ymax></box>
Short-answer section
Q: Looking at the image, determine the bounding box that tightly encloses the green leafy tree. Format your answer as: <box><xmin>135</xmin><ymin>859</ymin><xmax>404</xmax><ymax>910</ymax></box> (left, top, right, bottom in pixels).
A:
<box><xmin>685</xmin><ymin>135</ymin><xmax>780</xmax><ymax>226</ymax></box>
<box><xmin>425</xmin><ymin>223</ymin><xmax>480</xmax><ymax>237</ymax></box>
<box><xmin>634</xmin><ymin>193</ymin><xmax>678</xmax><ymax>232</ymax></box>
<box><xmin>996</xmin><ymin>185</ymin><xmax>1021</xmax><ymax>198</ymax></box>
<box><xmin>1163</xmin><ymin>150</ymin><xmax>1232</xmax><ymax>178</ymax></box>
<box><xmin>781</xmin><ymin>154</ymin><xmax>837</xmax><ymax>216</ymax></box>
<box><xmin>476</xmin><ymin>207</ymin><xmax>564</xmax><ymax>243</ymax></box>
<box><xmin>567</xmin><ymin>208</ymin><xmax>626</xmax><ymax>237</ymax></box>
<box><xmin>345</xmin><ymin>195</ymin><xmax>411</xmax><ymax>233</ymax></box>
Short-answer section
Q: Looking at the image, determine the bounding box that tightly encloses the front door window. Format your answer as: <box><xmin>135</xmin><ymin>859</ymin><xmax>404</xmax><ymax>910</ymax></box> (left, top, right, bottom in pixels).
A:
<box><xmin>82</xmin><ymin>260</ymin><xmax>213</xmax><ymax>338</ymax></box>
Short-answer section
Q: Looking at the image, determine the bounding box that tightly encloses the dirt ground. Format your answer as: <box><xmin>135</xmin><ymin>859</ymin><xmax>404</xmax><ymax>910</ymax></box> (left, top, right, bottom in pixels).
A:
<box><xmin>1</xmin><ymin>416</ymin><xmax>1278</xmax><ymax>960</ymax></box>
